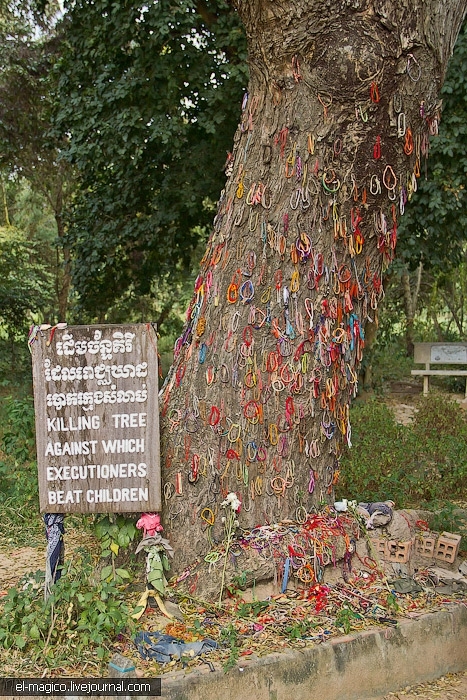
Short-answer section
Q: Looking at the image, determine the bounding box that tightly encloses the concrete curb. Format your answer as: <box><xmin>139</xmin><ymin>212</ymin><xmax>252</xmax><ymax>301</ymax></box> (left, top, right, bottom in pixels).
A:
<box><xmin>159</xmin><ymin>603</ymin><xmax>467</xmax><ymax>700</ymax></box>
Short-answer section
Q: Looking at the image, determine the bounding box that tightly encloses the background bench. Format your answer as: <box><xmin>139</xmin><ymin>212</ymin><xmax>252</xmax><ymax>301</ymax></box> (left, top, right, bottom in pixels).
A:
<box><xmin>411</xmin><ymin>342</ymin><xmax>467</xmax><ymax>397</ymax></box>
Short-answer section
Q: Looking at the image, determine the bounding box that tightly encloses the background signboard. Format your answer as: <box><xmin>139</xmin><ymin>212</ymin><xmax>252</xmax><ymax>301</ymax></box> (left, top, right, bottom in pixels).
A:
<box><xmin>31</xmin><ymin>324</ymin><xmax>161</xmax><ymax>513</ymax></box>
<box><xmin>430</xmin><ymin>344</ymin><xmax>467</xmax><ymax>364</ymax></box>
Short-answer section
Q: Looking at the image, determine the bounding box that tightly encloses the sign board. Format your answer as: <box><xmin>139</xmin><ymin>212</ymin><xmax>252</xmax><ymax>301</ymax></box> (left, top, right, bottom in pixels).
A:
<box><xmin>413</xmin><ymin>342</ymin><xmax>467</xmax><ymax>365</ymax></box>
<box><xmin>31</xmin><ymin>324</ymin><xmax>161</xmax><ymax>514</ymax></box>
<box><xmin>430</xmin><ymin>345</ymin><xmax>467</xmax><ymax>364</ymax></box>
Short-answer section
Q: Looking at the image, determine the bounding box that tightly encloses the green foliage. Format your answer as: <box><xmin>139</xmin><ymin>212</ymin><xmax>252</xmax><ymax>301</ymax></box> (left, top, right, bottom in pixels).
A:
<box><xmin>423</xmin><ymin>500</ymin><xmax>467</xmax><ymax>537</ymax></box>
<box><xmin>0</xmin><ymin>0</ymin><xmax>76</xmax><ymax>329</ymax></box>
<box><xmin>225</xmin><ymin>570</ymin><xmax>250</xmax><ymax>597</ymax></box>
<box><xmin>413</xmin><ymin>392</ymin><xmax>466</xmax><ymax>435</ymax></box>
<box><xmin>94</xmin><ymin>514</ymin><xmax>138</xmax><ymax>556</ymax></box>
<box><xmin>362</xmin><ymin>341</ymin><xmax>415</xmax><ymax>392</ymax></box>
<box><xmin>220</xmin><ymin>622</ymin><xmax>239</xmax><ymax>673</ymax></box>
<box><xmin>0</xmin><ymin>395</ymin><xmax>38</xmax><ymax>509</ymax></box>
<box><xmin>335</xmin><ymin>606</ymin><xmax>361</xmax><ymax>634</ymax></box>
<box><xmin>0</xmin><ymin>498</ymin><xmax>43</xmax><ymax>548</ymax></box>
<box><xmin>410</xmin><ymin>394</ymin><xmax>467</xmax><ymax>501</ymax></box>
<box><xmin>385</xmin><ymin>593</ymin><xmax>400</xmax><ymax>614</ymax></box>
<box><xmin>0</xmin><ymin>393</ymin><xmax>41</xmax><ymax>545</ymax></box>
<box><xmin>0</xmin><ymin>339</ymin><xmax>32</xmax><ymax>387</ymax></box>
<box><xmin>339</xmin><ymin>393</ymin><xmax>467</xmax><ymax>505</ymax></box>
<box><xmin>0</xmin><ymin>558</ymin><xmax>132</xmax><ymax>664</ymax></box>
<box><xmin>10</xmin><ymin>181</ymin><xmax>57</xmax><ymax>243</ymax></box>
<box><xmin>93</xmin><ymin>514</ymin><xmax>138</xmax><ymax>584</ymax></box>
<box><xmin>1</xmin><ymin>394</ymin><xmax>35</xmax><ymax>462</ymax></box>
<box><xmin>284</xmin><ymin>619</ymin><xmax>313</xmax><ymax>639</ymax></box>
<box><xmin>339</xmin><ymin>399</ymin><xmax>410</xmax><ymax>501</ymax></box>
<box><xmin>55</xmin><ymin>0</ymin><xmax>248</xmax><ymax>318</ymax></box>
<box><xmin>0</xmin><ymin>226</ymin><xmax>55</xmax><ymax>339</ymax></box>
<box><xmin>146</xmin><ymin>548</ymin><xmax>170</xmax><ymax>595</ymax></box>
<box><xmin>235</xmin><ymin>600</ymin><xmax>268</xmax><ymax>619</ymax></box>
<box><xmin>0</xmin><ymin>180</ymin><xmax>65</xmax><ymax>383</ymax></box>
<box><xmin>398</xmin><ymin>20</ymin><xmax>467</xmax><ymax>271</ymax></box>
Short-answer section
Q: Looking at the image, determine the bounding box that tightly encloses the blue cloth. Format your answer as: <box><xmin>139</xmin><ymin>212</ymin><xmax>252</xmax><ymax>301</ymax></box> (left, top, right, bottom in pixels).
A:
<box><xmin>135</xmin><ymin>631</ymin><xmax>218</xmax><ymax>664</ymax></box>
<box><xmin>358</xmin><ymin>502</ymin><xmax>393</xmax><ymax>528</ymax></box>
<box><xmin>359</xmin><ymin>502</ymin><xmax>393</xmax><ymax>517</ymax></box>
<box><xmin>44</xmin><ymin>513</ymin><xmax>65</xmax><ymax>583</ymax></box>
<box><xmin>281</xmin><ymin>556</ymin><xmax>291</xmax><ymax>593</ymax></box>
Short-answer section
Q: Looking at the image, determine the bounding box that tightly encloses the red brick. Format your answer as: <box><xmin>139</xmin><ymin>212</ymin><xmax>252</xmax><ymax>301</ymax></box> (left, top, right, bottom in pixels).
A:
<box><xmin>435</xmin><ymin>532</ymin><xmax>461</xmax><ymax>564</ymax></box>
<box><xmin>375</xmin><ymin>539</ymin><xmax>387</xmax><ymax>558</ymax></box>
<box><xmin>415</xmin><ymin>534</ymin><xmax>436</xmax><ymax>558</ymax></box>
<box><xmin>386</xmin><ymin>539</ymin><xmax>412</xmax><ymax>563</ymax></box>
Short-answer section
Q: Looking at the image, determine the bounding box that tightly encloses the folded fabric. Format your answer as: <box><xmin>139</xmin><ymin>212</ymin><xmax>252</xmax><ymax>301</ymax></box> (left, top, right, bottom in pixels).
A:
<box><xmin>388</xmin><ymin>578</ymin><xmax>422</xmax><ymax>594</ymax></box>
<box><xmin>135</xmin><ymin>534</ymin><xmax>174</xmax><ymax>558</ymax></box>
<box><xmin>135</xmin><ymin>631</ymin><xmax>218</xmax><ymax>663</ymax></box>
<box><xmin>357</xmin><ymin>501</ymin><xmax>394</xmax><ymax>528</ymax></box>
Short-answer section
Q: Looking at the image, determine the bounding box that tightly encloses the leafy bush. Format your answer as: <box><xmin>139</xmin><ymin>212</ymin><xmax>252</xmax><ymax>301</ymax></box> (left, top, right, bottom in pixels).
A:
<box><xmin>362</xmin><ymin>343</ymin><xmax>414</xmax><ymax>394</ymax></box>
<box><xmin>0</xmin><ymin>557</ymin><xmax>133</xmax><ymax>665</ymax></box>
<box><xmin>93</xmin><ymin>514</ymin><xmax>138</xmax><ymax>585</ymax></box>
<box><xmin>0</xmin><ymin>395</ymin><xmax>40</xmax><ymax>544</ymax></box>
<box><xmin>1</xmin><ymin>394</ymin><xmax>35</xmax><ymax>463</ymax></box>
<box><xmin>339</xmin><ymin>399</ymin><xmax>411</xmax><ymax>503</ymax></box>
<box><xmin>410</xmin><ymin>394</ymin><xmax>467</xmax><ymax>499</ymax></box>
<box><xmin>424</xmin><ymin>500</ymin><xmax>467</xmax><ymax>536</ymax></box>
<box><xmin>94</xmin><ymin>514</ymin><xmax>138</xmax><ymax>558</ymax></box>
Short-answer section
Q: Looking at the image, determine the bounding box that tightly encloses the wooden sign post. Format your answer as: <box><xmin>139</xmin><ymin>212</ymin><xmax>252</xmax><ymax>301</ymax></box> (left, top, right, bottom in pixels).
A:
<box><xmin>31</xmin><ymin>324</ymin><xmax>161</xmax><ymax>514</ymax></box>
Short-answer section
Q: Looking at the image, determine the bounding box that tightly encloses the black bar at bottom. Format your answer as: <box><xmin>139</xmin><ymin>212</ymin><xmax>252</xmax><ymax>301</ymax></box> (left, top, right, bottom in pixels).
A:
<box><xmin>0</xmin><ymin>678</ymin><xmax>161</xmax><ymax>696</ymax></box>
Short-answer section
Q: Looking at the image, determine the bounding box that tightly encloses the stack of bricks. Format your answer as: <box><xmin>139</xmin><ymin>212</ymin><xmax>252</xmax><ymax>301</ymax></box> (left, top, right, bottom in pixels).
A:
<box><xmin>415</xmin><ymin>531</ymin><xmax>462</xmax><ymax>564</ymax></box>
<box><xmin>375</xmin><ymin>531</ymin><xmax>461</xmax><ymax>565</ymax></box>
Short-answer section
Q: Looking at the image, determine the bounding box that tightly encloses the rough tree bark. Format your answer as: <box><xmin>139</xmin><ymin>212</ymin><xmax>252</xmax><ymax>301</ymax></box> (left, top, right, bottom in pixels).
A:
<box><xmin>160</xmin><ymin>0</ymin><xmax>467</xmax><ymax>586</ymax></box>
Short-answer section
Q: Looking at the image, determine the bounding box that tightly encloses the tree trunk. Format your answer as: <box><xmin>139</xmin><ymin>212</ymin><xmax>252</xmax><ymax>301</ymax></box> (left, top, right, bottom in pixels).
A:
<box><xmin>55</xmin><ymin>211</ymin><xmax>71</xmax><ymax>322</ymax></box>
<box><xmin>160</xmin><ymin>0</ymin><xmax>467</xmax><ymax>586</ymax></box>
<box><xmin>401</xmin><ymin>262</ymin><xmax>422</xmax><ymax>356</ymax></box>
<box><xmin>30</xmin><ymin>163</ymin><xmax>73</xmax><ymax>322</ymax></box>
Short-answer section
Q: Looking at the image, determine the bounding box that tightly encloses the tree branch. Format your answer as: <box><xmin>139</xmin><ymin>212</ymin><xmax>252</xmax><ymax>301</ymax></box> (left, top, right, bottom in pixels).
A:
<box><xmin>401</xmin><ymin>268</ymin><xmax>414</xmax><ymax>322</ymax></box>
<box><xmin>412</xmin><ymin>261</ymin><xmax>423</xmax><ymax>314</ymax></box>
<box><xmin>195</xmin><ymin>1</ymin><xmax>242</xmax><ymax>62</ymax></box>
<box><xmin>195</xmin><ymin>0</ymin><xmax>219</xmax><ymax>29</ymax></box>
<box><xmin>440</xmin><ymin>289</ymin><xmax>463</xmax><ymax>335</ymax></box>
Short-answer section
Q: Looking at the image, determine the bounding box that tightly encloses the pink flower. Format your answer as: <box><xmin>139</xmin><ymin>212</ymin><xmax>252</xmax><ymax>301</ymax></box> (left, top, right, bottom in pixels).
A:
<box><xmin>136</xmin><ymin>512</ymin><xmax>163</xmax><ymax>538</ymax></box>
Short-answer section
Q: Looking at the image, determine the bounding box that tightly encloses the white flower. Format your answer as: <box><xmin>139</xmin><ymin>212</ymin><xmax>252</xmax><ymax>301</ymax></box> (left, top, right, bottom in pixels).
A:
<box><xmin>222</xmin><ymin>492</ymin><xmax>241</xmax><ymax>513</ymax></box>
<box><xmin>230</xmin><ymin>497</ymin><xmax>241</xmax><ymax>512</ymax></box>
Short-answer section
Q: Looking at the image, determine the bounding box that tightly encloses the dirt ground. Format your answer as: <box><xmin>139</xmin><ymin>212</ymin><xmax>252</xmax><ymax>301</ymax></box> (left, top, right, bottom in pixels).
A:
<box><xmin>0</xmin><ymin>547</ymin><xmax>44</xmax><ymax>593</ymax></box>
<box><xmin>0</xmin><ymin>524</ymin><xmax>96</xmax><ymax>594</ymax></box>
<box><xmin>384</xmin><ymin>380</ymin><xmax>467</xmax><ymax>426</ymax></box>
<box><xmin>370</xmin><ymin>670</ymin><xmax>467</xmax><ymax>699</ymax></box>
